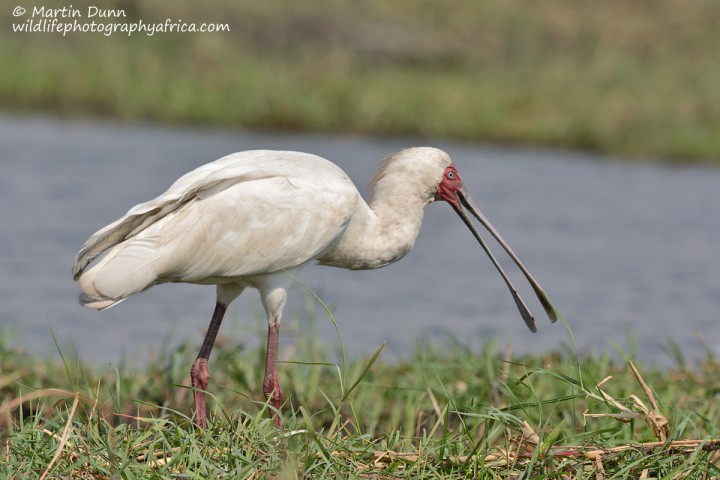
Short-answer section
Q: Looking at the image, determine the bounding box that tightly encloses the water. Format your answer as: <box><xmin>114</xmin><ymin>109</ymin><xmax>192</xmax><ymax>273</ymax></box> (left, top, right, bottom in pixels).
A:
<box><xmin>1</xmin><ymin>115</ymin><xmax>719</xmax><ymax>367</ymax></box>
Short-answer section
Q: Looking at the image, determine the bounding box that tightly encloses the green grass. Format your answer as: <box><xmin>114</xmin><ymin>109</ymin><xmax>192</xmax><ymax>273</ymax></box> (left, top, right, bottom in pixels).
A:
<box><xmin>2</xmin><ymin>0</ymin><xmax>720</xmax><ymax>163</ymax></box>
<box><xmin>2</xmin><ymin>323</ymin><xmax>719</xmax><ymax>478</ymax></box>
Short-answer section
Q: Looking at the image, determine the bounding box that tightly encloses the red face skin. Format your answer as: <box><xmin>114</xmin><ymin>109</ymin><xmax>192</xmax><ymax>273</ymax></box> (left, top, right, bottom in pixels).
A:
<box><xmin>435</xmin><ymin>165</ymin><xmax>464</xmax><ymax>210</ymax></box>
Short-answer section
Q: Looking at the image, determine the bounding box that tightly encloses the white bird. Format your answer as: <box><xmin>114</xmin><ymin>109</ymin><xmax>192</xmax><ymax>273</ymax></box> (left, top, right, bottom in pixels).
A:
<box><xmin>73</xmin><ymin>147</ymin><xmax>559</xmax><ymax>428</ymax></box>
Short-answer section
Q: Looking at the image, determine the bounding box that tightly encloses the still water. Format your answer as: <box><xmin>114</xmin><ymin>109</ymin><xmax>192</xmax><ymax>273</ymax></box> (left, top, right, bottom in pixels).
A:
<box><xmin>1</xmin><ymin>115</ymin><xmax>719</xmax><ymax>366</ymax></box>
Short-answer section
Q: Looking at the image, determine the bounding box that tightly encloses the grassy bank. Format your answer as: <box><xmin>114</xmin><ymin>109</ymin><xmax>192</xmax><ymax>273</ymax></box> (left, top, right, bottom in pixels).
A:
<box><xmin>2</xmin><ymin>329</ymin><xmax>719</xmax><ymax>478</ymax></box>
<box><xmin>2</xmin><ymin>0</ymin><xmax>720</xmax><ymax>163</ymax></box>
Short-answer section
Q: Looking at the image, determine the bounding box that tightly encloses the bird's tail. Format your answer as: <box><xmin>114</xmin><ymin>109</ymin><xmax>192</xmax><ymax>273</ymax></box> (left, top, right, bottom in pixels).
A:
<box><xmin>78</xmin><ymin>292</ymin><xmax>125</xmax><ymax>310</ymax></box>
<box><xmin>75</xmin><ymin>238</ymin><xmax>162</xmax><ymax>310</ymax></box>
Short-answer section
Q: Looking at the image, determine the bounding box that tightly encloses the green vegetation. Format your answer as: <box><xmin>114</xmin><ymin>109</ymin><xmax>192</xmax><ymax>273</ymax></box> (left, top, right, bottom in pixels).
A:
<box><xmin>2</xmin><ymin>0</ymin><xmax>720</xmax><ymax>163</ymax></box>
<box><xmin>2</xmin><ymin>326</ymin><xmax>719</xmax><ymax>478</ymax></box>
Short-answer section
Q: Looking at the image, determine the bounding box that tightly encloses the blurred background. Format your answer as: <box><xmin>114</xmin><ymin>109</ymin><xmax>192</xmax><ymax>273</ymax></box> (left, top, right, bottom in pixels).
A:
<box><xmin>3</xmin><ymin>0</ymin><xmax>719</xmax><ymax>161</ymax></box>
<box><xmin>1</xmin><ymin>0</ymin><xmax>719</xmax><ymax>366</ymax></box>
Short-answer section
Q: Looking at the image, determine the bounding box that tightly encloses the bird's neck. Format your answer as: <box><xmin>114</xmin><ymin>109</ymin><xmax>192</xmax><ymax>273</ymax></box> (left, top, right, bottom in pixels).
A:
<box><xmin>317</xmin><ymin>181</ymin><xmax>433</xmax><ymax>270</ymax></box>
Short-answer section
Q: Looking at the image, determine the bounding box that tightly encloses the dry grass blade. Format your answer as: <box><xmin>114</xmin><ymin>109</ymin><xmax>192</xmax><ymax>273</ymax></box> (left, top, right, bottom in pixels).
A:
<box><xmin>507</xmin><ymin>420</ymin><xmax>540</xmax><ymax>459</ymax></box>
<box><xmin>594</xmin><ymin>455</ymin><xmax>606</xmax><ymax>480</ymax></box>
<box><xmin>558</xmin><ymin>439</ymin><xmax>720</xmax><ymax>461</ymax></box>
<box><xmin>629</xmin><ymin>362</ymin><xmax>659</xmax><ymax>411</ymax></box>
<box><xmin>425</xmin><ymin>387</ymin><xmax>444</xmax><ymax>426</ymax></box>
<box><xmin>134</xmin><ymin>447</ymin><xmax>181</xmax><ymax>463</ymax></box>
<box><xmin>360</xmin><ymin>418</ymin><xmax>546</xmax><ymax>467</ymax></box>
<box><xmin>0</xmin><ymin>388</ymin><xmax>81</xmax><ymax>429</ymax></box>
<box><xmin>584</xmin><ymin>363</ymin><xmax>670</xmax><ymax>442</ymax></box>
<box><xmin>628</xmin><ymin>394</ymin><xmax>670</xmax><ymax>442</ymax></box>
<box><xmin>519</xmin><ymin>420</ymin><xmax>539</xmax><ymax>448</ymax></box>
<box><xmin>629</xmin><ymin>361</ymin><xmax>669</xmax><ymax>442</ymax></box>
<box><xmin>368</xmin><ymin>449</ymin><xmax>509</xmax><ymax>466</ymax></box>
<box><xmin>0</xmin><ymin>372</ymin><xmax>24</xmax><ymax>390</ymax></box>
<box><xmin>39</xmin><ymin>393</ymin><xmax>79</xmax><ymax>480</ymax></box>
<box><xmin>357</xmin><ymin>439</ymin><xmax>720</xmax><ymax>473</ymax></box>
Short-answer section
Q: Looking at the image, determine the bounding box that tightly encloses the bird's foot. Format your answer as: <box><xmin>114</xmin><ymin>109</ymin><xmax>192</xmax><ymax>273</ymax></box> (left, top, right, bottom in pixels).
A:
<box><xmin>191</xmin><ymin>358</ymin><xmax>210</xmax><ymax>428</ymax></box>
<box><xmin>263</xmin><ymin>378</ymin><xmax>283</xmax><ymax>427</ymax></box>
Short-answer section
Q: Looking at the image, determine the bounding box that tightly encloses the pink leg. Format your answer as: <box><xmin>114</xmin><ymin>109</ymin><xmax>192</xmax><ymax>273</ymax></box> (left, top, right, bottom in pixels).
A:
<box><xmin>263</xmin><ymin>322</ymin><xmax>283</xmax><ymax>427</ymax></box>
<box><xmin>190</xmin><ymin>302</ymin><xmax>226</xmax><ymax>429</ymax></box>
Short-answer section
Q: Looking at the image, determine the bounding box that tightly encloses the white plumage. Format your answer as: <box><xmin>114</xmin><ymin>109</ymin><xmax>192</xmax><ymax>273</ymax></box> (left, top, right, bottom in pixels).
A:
<box><xmin>73</xmin><ymin>146</ymin><xmax>557</xmax><ymax>428</ymax></box>
<box><xmin>74</xmin><ymin>151</ymin><xmax>355</xmax><ymax>306</ymax></box>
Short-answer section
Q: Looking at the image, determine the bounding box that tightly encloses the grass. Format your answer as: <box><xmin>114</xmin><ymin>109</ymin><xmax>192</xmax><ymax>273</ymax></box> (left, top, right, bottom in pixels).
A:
<box><xmin>2</xmin><ymin>320</ymin><xmax>719</xmax><ymax>478</ymax></box>
<box><xmin>2</xmin><ymin>0</ymin><xmax>720</xmax><ymax>163</ymax></box>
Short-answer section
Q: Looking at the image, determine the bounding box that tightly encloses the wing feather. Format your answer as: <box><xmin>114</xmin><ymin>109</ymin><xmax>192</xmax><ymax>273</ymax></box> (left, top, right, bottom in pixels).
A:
<box><xmin>73</xmin><ymin>150</ymin><xmax>359</xmax><ymax>308</ymax></box>
<box><xmin>73</xmin><ymin>150</ymin><xmax>338</xmax><ymax>278</ymax></box>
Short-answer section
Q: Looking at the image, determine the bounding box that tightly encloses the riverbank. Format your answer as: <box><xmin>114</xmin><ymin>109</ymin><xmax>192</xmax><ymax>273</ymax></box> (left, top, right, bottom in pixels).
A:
<box><xmin>2</xmin><ymin>0</ymin><xmax>719</xmax><ymax>163</ymax></box>
<box><xmin>2</xmin><ymin>331</ymin><xmax>718</xmax><ymax>477</ymax></box>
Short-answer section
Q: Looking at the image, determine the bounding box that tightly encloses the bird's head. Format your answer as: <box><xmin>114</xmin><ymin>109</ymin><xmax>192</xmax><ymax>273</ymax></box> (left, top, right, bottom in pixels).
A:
<box><xmin>434</xmin><ymin>165</ymin><xmax>464</xmax><ymax>210</ymax></box>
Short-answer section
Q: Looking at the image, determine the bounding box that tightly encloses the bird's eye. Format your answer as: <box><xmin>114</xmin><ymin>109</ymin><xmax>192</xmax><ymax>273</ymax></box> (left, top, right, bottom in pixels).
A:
<box><xmin>446</xmin><ymin>171</ymin><xmax>455</xmax><ymax>180</ymax></box>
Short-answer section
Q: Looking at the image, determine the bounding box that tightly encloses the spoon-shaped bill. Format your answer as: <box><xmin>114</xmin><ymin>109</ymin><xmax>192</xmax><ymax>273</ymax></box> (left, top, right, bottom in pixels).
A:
<box><xmin>458</xmin><ymin>191</ymin><xmax>559</xmax><ymax>324</ymax></box>
<box><xmin>451</xmin><ymin>201</ymin><xmax>538</xmax><ymax>332</ymax></box>
<box><xmin>448</xmin><ymin>189</ymin><xmax>560</xmax><ymax>331</ymax></box>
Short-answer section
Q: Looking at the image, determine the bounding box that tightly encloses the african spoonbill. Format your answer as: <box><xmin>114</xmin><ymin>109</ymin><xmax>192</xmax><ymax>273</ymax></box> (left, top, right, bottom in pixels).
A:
<box><xmin>73</xmin><ymin>147</ymin><xmax>559</xmax><ymax>428</ymax></box>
